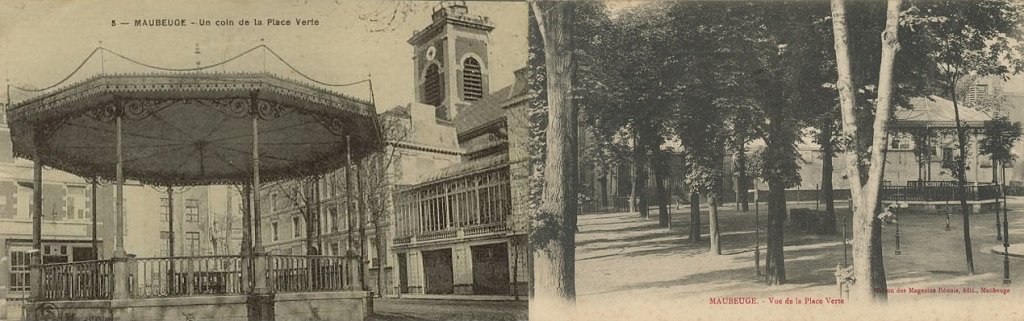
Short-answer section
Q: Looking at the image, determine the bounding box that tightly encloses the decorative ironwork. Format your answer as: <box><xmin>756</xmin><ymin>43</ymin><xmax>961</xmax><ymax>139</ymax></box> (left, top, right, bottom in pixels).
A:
<box><xmin>200</xmin><ymin>98</ymin><xmax>251</xmax><ymax>119</ymax></box>
<box><xmin>318</xmin><ymin>115</ymin><xmax>347</xmax><ymax>136</ymax></box>
<box><xmin>255</xmin><ymin>100</ymin><xmax>290</xmax><ymax>120</ymax></box>
<box><xmin>85</xmin><ymin>102</ymin><xmax>121</xmax><ymax>122</ymax></box>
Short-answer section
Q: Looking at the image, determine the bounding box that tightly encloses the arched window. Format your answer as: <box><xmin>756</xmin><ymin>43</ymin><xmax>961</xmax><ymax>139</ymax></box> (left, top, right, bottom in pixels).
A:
<box><xmin>463</xmin><ymin>57</ymin><xmax>483</xmax><ymax>101</ymax></box>
<box><xmin>424</xmin><ymin>64</ymin><xmax>444</xmax><ymax>106</ymax></box>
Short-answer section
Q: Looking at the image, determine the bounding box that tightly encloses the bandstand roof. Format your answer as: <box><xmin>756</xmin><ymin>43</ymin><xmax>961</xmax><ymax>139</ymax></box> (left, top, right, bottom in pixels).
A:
<box><xmin>891</xmin><ymin>95</ymin><xmax>992</xmax><ymax>129</ymax></box>
<box><xmin>7</xmin><ymin>72</ymin><xmax>383</xmax><ymax>186</ymax></box>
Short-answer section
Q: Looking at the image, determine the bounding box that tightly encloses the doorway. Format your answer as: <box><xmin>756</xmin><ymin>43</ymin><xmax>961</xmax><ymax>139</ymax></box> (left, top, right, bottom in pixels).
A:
<box><xmin>471</xmin><ymin>243</ymin><xmax>509</xmax><ymax>295</ymax></box>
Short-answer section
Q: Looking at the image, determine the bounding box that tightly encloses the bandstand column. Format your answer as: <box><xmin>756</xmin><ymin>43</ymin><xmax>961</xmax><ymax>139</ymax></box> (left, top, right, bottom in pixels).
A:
<box><xmin>250</xmin><ymin>96</ymin><xmax>268</xmax><ymax>294</ymax></box>
<box><xmin>246</xmin><ymin>94</ymin><xmax>273</xmax><ymax>321</ymax></box>
<box><xmin>28</xmin><ymin>130</ymin><xmax>43</xmax><ymax>301</ymax></box>
<box><xmin>167</xmin><ymin>186</ymin><xmax>175</xmax><ymax>258</ymax></box>
<box><xmin>112</xmin><ymin>110</ymin><xmax>129</xmax><ymax>300</ymax></box>
<box><xmin>91</xmin><ymin>178</ymin><xmax>99</xmax><ymax>259</ymax></box>
<box><xmin>167</xmin><ymin>186</ymin><xmax>176</xmax><ymax>294</ymax></box>
<box><xmin>241</xmin><ymin>184</ymin><xmax>253</xmax><ymax>291</ymax></box>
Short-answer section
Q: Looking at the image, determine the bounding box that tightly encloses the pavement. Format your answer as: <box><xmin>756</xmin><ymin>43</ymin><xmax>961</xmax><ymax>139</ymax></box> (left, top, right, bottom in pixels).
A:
<box><xmin>990</xmin><ymin>243</ymin><xmax>1024</xmax><ymax>257</ymax></box>
<box><xmin>369</xmin><ymin>298</ymin><xmax>527</xmax><ymax>321</ymax></box>
<box><xmin>572</xmin><ymin>198</ymin><xmax>1024</xmax><ymax>321</ymax></box>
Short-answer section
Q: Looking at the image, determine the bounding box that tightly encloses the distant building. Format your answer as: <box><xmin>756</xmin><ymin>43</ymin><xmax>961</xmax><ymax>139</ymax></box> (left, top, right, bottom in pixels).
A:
<box><xmin>390</xmin><ymin>2</ymin><xmax>529</xmax><ymax>296</ymax></box>
<box><xmin>124</xmin><ymin>185</ymin><xmax>241</xmax><ymax>259</ymax></box>
<box><xmin>259</xmin><ymin>3</ymin><xmax>528</xmax><ymax>297</ymax></box>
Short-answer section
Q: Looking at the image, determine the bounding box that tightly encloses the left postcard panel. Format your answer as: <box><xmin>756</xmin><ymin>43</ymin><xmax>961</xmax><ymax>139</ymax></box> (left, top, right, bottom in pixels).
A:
<box><xmin>0</xmin><ymin>1</ymin><xmax>528</xmax><ymax>321</ymax></box>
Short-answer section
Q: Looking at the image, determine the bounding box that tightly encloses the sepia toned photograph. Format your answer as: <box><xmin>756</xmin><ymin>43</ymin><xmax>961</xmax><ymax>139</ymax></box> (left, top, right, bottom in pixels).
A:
<box><xmin>0</xmin><ymin>1</ymin><xmax>527</xmax><ymax>320</ymax></box>
<box><xmin>527</xmin><ymin>0</ymin><xmax>1024</xmax><ymax>321</ymax></box>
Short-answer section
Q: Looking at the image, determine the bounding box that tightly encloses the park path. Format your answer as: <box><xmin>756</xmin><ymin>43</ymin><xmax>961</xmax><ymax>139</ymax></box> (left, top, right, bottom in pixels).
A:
<box><xmin>573</xmin><ymin>199</ymin><xmax>1024</xmax><ymax>321</ymax></box>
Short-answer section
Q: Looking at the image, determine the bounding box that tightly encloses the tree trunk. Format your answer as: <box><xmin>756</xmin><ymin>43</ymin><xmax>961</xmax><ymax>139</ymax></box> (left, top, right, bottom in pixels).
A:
<box><xmin>993</xmin><ymin>159</ymin><xmax>999</xmax><ymax>184</ymax></box>
<box><xmin>305</xmin><ymin>182</ymin><xmax>316</xmax><ymax>255</ymax></box>
<box><xmin>765</xmin><ymin>178</ymin><xmax>786</xmax><ymax>284</ymax></box>
<box><xmin>689</xmin><ymin>191</ymin><xmax>701</xmax><ymax>243</ymax></box>
<box><xmin>529</xmin><ymin>1</ymin><xmax>577</xmax><ymax>315</ymax></box>
<box><xmin>629</xmin><ymin>162</ymin><xmax>637</xmax><ymax>213</ymax></box>
<box><xmin>830</xmin><ymin>0</ymin><xmax>899</xmax><ymax>302</ymax></box>
<box><xmin>737</xmin><ymin>150</ymin><xmax>749</xmax><ymax>212</ymax></box>
<box><xmin>599</xmin><ymin>176</ymin><xmax>608</xmax><ymax>209</ymax></box>
<box><xmin>375</xmin><ymin>210</ymin><xmax>387</xmax><ymax>298</ymax></box>
<box><xmin>638</xmin><ymin>147</ymin><xmax>650</xmax><ymax>219</ymax></box>
<box><xmin>951</xmin><ymin>86</ymin><xmax>976</xmax><ymax>275</ymax></box>
<box><xmin>708</xmin><ymin>191</ymin><xmax>721</xmax><ymax>255</ymax></box>
<box><xmin>821</xmin><ymin>126</ymin><xmax>837</xmax><ymax>234</ymax></box>
<box><xmin>654</xmin><ymin>149</ymin><xmax>669</xmax><ymax>227</ymax></box>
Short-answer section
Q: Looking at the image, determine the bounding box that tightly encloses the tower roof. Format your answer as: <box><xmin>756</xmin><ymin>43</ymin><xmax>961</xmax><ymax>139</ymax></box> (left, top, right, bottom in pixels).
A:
<box><xmin>408</xmin><ymin>2</ymin><xmax>494</xmax><ymax>45</ymax></box>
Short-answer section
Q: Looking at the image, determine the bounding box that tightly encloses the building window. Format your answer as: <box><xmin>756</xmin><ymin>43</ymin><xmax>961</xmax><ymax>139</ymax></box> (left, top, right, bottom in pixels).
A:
<box><xmin>271</xmin><ymin>193</ymin><xmax>279</xmax><ymax>212</ymax></box>
<box><xmin>463</xmin><ymin>57</ymin><xmax>483</xmax><ymax>101</ymax></box>
<box><xmin>67</xmin><ymin>185</ymin><xmax>87</xmax><ymax>220</ymax></box>
<box><xmin>424</xmin><ymin>63</ymin><xmax>444</xmax><ymax>107</ymax></box>
<box><xmin>293</xmin><ymin>216</ymin><xmax>302</xmax><ymax>238</ymax></box>
<box><xmin>185</xmin><ymin>232</ymin><xmax>200</xmax><ymax>256</ymax></box>
<box><xmin>272</xmin><ymin>222</ymin><xmax>280</xmax><ymax>241</ymax></box>
<box><xmin>160</xmin><ymin>197</ymin><xmax>170</xmax><ymax>222</ymax></box>
<box><xmin>185</xmin><ymin>199</ymin><xmax>199</xmax><ymax>222</ymax></box>
<box><xmin>369</xmin><ymin>239</ymin><xmax>379</xmax><ymax>268</ymax></box>
<box><xmin>330</xmin><ymin>207</ymin><xmax>339</xmax><ymax>231</ymax></box>
<box><xmin>889</xmin><ymin>133</ymin><xmax>912</xmax><ymax>150</ymax></box>
<box><xmin>9</xmin><ymin>249</ymin><xmax>29</xmax><ymax>293</ymax></box>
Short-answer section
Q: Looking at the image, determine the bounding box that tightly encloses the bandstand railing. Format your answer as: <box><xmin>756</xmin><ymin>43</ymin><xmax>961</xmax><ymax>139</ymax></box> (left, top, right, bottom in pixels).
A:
<box><xmin>39</xmin><ymin>260</ymin><xmax>113</xmax><ymax>301</ymax></box>
<box><xmin>266</xmin><ymin>254</ymin><xmax>354</xmax><ymax>293</ymax></box>
<box><xmin>881</xmin><ymin>182</ymin><xmax>1000</xmax><ymax>202</ymax></box>
<box><xmin>38</xmin><ymin>254</ymin><xmax>362</xmax><ymax>301</ymax></box>
<box><xmin>129</xmin><ymin>255</ymin><xmax>245</xmax><ymax>298</ymax></box>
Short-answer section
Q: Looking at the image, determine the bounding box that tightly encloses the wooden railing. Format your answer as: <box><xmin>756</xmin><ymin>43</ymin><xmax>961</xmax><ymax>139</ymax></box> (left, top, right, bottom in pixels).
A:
<box><xmin>39</xmin><ymin>260</ymin><xmax>113</xmax><ymax>301</ymax></box>
<box><xmin>881</xmin><ymin>182</ymin><xmax>1000</xmax><ymax>202</ymax></box>
<box><xmin>267</xmin><ymin>255</ymin><xmax>353</xmax><ymax>293</ymax></box>
<box><xmin>129</xmin><ymin>255</ymin><xmax>245</xmax><ymax>298</ymax></box>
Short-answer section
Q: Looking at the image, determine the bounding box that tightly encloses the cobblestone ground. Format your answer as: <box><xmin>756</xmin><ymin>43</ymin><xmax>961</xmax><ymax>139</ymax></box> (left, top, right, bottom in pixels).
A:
<box><xmin>574</xmin><ymin>197</ymin><xmax>1024</xmax><ymax>321</ymax></box>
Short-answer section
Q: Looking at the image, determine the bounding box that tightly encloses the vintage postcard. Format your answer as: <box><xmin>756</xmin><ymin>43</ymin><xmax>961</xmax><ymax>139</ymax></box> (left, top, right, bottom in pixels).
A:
<box><xmin>0</xmin><ymin>1</ymin><xmax>526</xmax><ymax>320</ymax></box>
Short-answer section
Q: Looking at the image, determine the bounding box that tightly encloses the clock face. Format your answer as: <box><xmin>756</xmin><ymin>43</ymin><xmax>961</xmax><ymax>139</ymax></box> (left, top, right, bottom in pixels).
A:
<box><xmin>426</xmin><ymin>46</ymin><xmax>437</xmax><ymax>61</ymax></box>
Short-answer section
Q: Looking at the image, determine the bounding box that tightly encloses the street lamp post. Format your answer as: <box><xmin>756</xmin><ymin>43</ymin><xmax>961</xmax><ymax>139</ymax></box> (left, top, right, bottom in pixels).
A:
<box><xmin>894</xmin><ymin>202</ymin><xmax>905</xmax><ymax>255</ymax></box>
<box><xmin>1002</xmin><ymin>165</ymin><xmax>1011</xmax><ymax>284</ymax></box>
<box><xmin>754</xmin><ymin>188</ymin><xmax>761</xmax><ymax>277</ymax></box>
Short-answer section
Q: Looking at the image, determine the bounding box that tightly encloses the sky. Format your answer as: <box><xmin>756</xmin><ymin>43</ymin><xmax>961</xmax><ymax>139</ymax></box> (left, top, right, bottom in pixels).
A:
<box><xmin>0</xmin><ymin>0</ymin><xmax>528</xmax><ymax>112</ymax></box>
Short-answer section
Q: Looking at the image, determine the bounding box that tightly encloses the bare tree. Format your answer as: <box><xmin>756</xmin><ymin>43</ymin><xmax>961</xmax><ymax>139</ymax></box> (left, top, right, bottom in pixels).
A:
<box><xmin>359</xmin><ymin>113</ymin><xmax>408</xmax><ymax>297</ymax></box>
<box><xmin>272</xmin><ymin>176</ymin><xmax>323</xmax><ymax>255</ymax></box>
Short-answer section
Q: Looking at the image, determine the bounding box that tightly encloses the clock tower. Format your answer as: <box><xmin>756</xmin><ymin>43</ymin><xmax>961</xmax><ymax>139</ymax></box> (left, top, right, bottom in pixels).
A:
<box><xmin>409</xmin><ymin>1</ymin><xmax>493</xmax><ymax>121</ymax></box>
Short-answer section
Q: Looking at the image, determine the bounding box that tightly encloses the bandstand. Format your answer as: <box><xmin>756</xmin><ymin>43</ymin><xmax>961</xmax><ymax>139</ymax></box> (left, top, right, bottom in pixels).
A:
<box><xmin>7</xmin><ymin>47</ymin><xmax>382</xmax><ymax>321</ymax></box>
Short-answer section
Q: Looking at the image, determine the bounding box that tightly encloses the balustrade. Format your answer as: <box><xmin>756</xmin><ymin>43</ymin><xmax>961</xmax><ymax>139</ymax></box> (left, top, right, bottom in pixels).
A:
<box><xmin>39</xmin><ymin>260</ymin><xmax>113</xmax><ymax>301</ymax></box>
<box><xmin>881</xmin><ymin>182</ymin><xmax>1001</xmax><ymax>202</ymax></box>
<box><xmin>38</xmin><ymin>253</ymin><xmax>366</xmax><ymax>301</ymax></box>
<box><xmin>129</xmin><ymin>255</ymin><xmax>244</xmax><ymax>298</ymax></box>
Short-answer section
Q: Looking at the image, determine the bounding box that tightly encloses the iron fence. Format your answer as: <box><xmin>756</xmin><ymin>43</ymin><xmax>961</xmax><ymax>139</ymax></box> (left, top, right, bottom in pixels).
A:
<box><xmin>881</xmin><ymin>182</ymin><xmax>1000</xmax><ymax>202</ymax></box>
<box><xmin>128</xmin><ymin>255</ymin><xmax>245</xmax><ymax>298</ymax></box>
<box><xmin>267</xmin><ymin>255</ymin><xmax>352</xmax><ymax>293</ymax></box>
<box><xmin>39</xmin><ymin>260</ymin><xmax>113</xmax><ymax>301</ymax></box>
